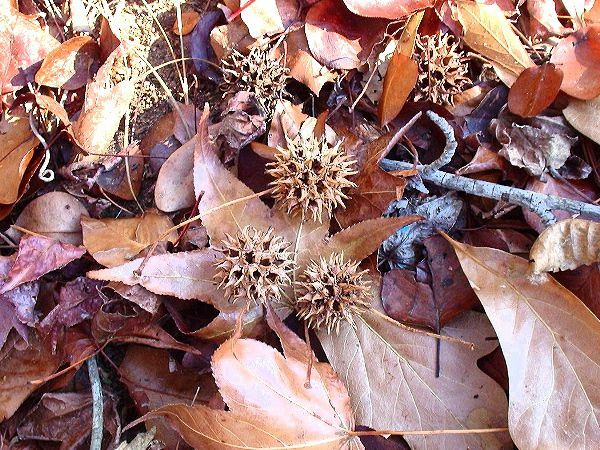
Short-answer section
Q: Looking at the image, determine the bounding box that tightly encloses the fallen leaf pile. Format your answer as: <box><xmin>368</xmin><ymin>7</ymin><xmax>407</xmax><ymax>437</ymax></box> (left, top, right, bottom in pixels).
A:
<box><xmin>1</xmin><ymin>0</ymin><xmax>600</xmax><ymax>449</ymax></box>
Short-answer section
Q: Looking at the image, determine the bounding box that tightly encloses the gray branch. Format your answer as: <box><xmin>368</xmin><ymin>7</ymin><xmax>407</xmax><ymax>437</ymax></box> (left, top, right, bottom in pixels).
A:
<box><xmin>88</xmin><ymin>356</ymin><xmax>104</xmax><ymax>450</ymax></box>
<box><xmin>380</xmin><ymin>159</ymin><xmax>600</xmax><ymax>222</ymax></box>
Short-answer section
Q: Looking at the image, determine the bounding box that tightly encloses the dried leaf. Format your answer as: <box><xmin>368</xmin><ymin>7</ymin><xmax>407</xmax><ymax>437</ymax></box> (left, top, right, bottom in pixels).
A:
<box><xmin>289</xmin><ymin>48</ymin><xmax>337</xmax><ymax>95</ymax></box>
<box><xmin>240</xmin><ymin>0</ymin><xmax>288</xmax><ymax>37</ymax></box>
<box><xmin>305</xmin><ymin>0</ymin><xmax>389</xmax><ymax>70</ymax></box>
<box><xmin>554</xmin><ymin>264</ymin><xmax>600</xmax><ymax>318</ymax></box>
<box><xmin>143</xmin><ymin>338</ymin><xmax>361</xmax><ymax>449</ymax></box>
<box><xmin>449</xmin><ymin>237</ymin><xmax>600</xmax><ymax>449</ymax></box>
<box><xmin>550</xmin><ymin>25</ymin><xmax>600</xmax><ymax>99</ymax></box>
<box><xmin>0</xmin><ymin>112</ymin><xmax>39</xmax><ymax>205</ymax></box>
<box><xmin>82</xmin><ymin>210</ymin><xmax>176</xmax><ymax>268</ymax></box>
<box><xmin>35</xmin><ymin>36</ymin><xmax>99</xmax><ymax>90</ymax></box>
<box><xmin>96</xmin><ymin>144</ymin><xmax>144</xmax><ymax>200</ymax></box>
<box><xmin>0</xmin><ymin>332</ymin><xmax>61</xmax><ymax>421</ymax></box>
<box><xmin>10</xmin><ymin>192</ymin><xmax>89</xmax><ymax>245</ymax></box>
<box><xmin>527</xmin><ymin>0</ymin><xmax>570</xmax><ymax>35</ymax></box>
<box><xmin>563</xmin><ymin>95</ymin><xmax>600</xmax><ymax>145</ymax></box>
<box><xmin>172</xmin><ymin>11</ymin><xmax>200</xmax><ymax>36</ymax></box>
<box><xmin>154</xmin><ymin>139</ymin><xmax>195</xmax><ymax>212</ymax></box>
<box><xmin>530</xmin><ymin>218</ymin><xmax>600</xmax><ymax>273</ymax></box>
<box><xmin>0</xmin><ymin>4</ymin><xmax>59</xmax><ymax>94</ymax></box>
<box><xmin>454</xmin><ymin>0</ymin><xmax>534</xmax><ymax>82</ymax></box>
<box><xmin>319</xmin><ymin>279</ymin><xmax>510</xmax><ymax>450</ymax></box>
<box><xmin>507</xmin><ymin>62</ymin><xmax>563</xmax><ymax>117</ymax></box>
<box><xmin>378</xmin><ymin>52</ymin><xmax>419</xmax><ymax>126</ymax></box>
<box><xmin>342</xmin><ymin>0</ymin><xmax>432</xmax><ymax>19</ymax></box>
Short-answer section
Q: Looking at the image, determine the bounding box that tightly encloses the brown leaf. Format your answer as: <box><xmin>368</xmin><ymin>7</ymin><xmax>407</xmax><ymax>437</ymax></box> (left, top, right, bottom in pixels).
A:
<box><xmin>289</xmin><ymin>48</ymin><xmax>337</xmax><ymax>95</ymax></box>
<box><xmin>72</xmin><ymin>45</ymin><xmax>135</xmax><ymax>158</ymax></box>
<box><xmin>0</xmin><ymin>112</ymin><xmax>39</xmax><ymax>205</ymax></box>
<box><xmin>82</xmin><ymin>210</ymin><xmax>176</xmax><ymax>268</ymax></box>
<box><xmin>563</xmin><ymin>95</ymin><xmax>600</xmax><ymax>145</ymax></box>
<box><xmin>305</xmin><ymin>0</ymin><xmax>389</xmax><ymax>70</ymax></box>
<box><xmin>449</xmin><ymin>236</ymin><xmax>600</xmax><ymax>449</ymax></box>
<box><xmin>172</xmin><ymin>10</ymin><xmax>200</xmax><ymax>36</ymax></box>
<box><xmin>16</xmin><ymin>392</ymin><xmax>119</xmax><ymax>450</ymax></box>
<box><xmin>187</xmin><ymin>305</ymin><xmax>265</xmax><ymax>343</ymax></box>
<box><xmin>143</xmin><ymin>337</ymin><xmax>361</xmax><ymax>450</ymax></box>
<box><xmin>530</xmin><ymin>218</ymin><xmax>600</xmax><ymax>273</ymax></box>
<box><xmin>382</xmin><ymin>269</ymin><xmax>437</xmax><ymax>328</ymax></box>
<box><xmin>378</xmin><ymin>53</ymin><xmax>419</xmax><ymax>126</ymax></box>
<box><xmin>10</xmin><ymin>192</ymin><xmax>89</xmax><ymax>245</ymax></box>
<box><xmin>526</xmin><ymin>0</ymin><xmax>570</xmax><ymax>35</ymax></box>
<box><xmin>87</xmin><ymin>249</ymin><xmax>233</xmax><ymax>311</ymax></box>
<box><xmin>154</xmin><ymin>138</ymin><xmax>195</xmax><ymax>212</ymax></box>
<box><xmin>0</xmin><ymin>332</ymin><xmax>61</xmax><ymax>421</ymax></box>
<box><xmin>319</xmin><ymin>277</ymin><xmax>510</xmax><ymax>450</ymax></box>
<box><xmin>453</xmin><ymin>0</ymin><xmax>534</xmax><ymax>83</ymax></box>
<box><xmin>507</xmin><ymin>63</ymin><xmax>563</xmax><ymax>117</ymax></box>
<box><xmin>35</xmin><ymin>36</ymin><xmax>99</xmax><ymax>90</ymax></box>
<box><xmin>550</xmin><ymin>25</ymin><xmax>600</xmax><ymax>100</ymax></box>
<box><xmin>120</xmin><ymin>345</ymin><xmax>219</xmax><ymax>448</ymax></box>
<box><xmin>0</xmin><ymin>235</ymin><xmax>85</xmax><ymax>294</ymax></box>
<box><xmin>0</xmin><ymin>4</ymin><xmax>60</xmax><ymax>94</ymax></box>
<box><xmin>554</xmin><ymin>264</ymin><xmax>600</xmax><ymax>318</ymax></box>
<box><xmin>96</xmin><ymin>144</ymin><xmax>144</xmax><ymax>200</ymax></box>
<box><xmin>343</xmin><ymin>0</ymin><xmax>432</xmax><ymax>19</ymax></box>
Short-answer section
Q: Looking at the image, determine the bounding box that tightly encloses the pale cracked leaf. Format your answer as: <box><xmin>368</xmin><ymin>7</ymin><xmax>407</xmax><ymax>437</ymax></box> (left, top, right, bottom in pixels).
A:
<box><xmin>318</xmin><ymin>276</ymin><xmax>510</xmax><ymax>450</ymax></box>
<box><xmin>530</xmin><ymin>218</ymin><xmax>600</xmax><ymax>273</ymax></box>
<box><xmin>143</xmin><ymin>338</ymin><xmax>363</xmax><ymax>450</ymax></box>
<box><xmin>87</xmin><ymin>248</ymin><xmax>235</xmax><ymax>312</ymax></box>
<box><xmin>450</xmin><ymin>237</ymin><xmax>600</xmax><ymax>449</ymax></box>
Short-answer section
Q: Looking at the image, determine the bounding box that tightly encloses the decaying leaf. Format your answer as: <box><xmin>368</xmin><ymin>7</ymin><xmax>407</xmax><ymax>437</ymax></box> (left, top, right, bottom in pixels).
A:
<box><xmin>378</xmin><ymin>52</ymin><xmax>419</xmax><ymax>126</ymax></box>
<box><xmin>563</xmin><ymin>95</ymin><xmax>600</xmax><ymax>145</ymax></box>
<box><xmin>142</xmin><ymin>337</ymin><xmax>362</xmax><ymax>449</ymax></box>
<box><xmin>154</xmin><ymin>139</ymin><xmax>195</xmax><ymax>212</ymax></box>
<box><xmin>530</xmin><ymin>218</ymin><xmax>600</xmax><ymax>273</ymax></box>
<box><xmin>449</xmin><ymin>237</ymin><xmax>600</xmax><ymax>449</ymax></box>
<box><xmin>453</xmin><ymin>0</ymin><xmax>534</xmax><ymax>83</ymax></box>
<box><xmin>319</xmin><ymin>277</ymin><xmax>510</xmax><ymax>450</ymax></box>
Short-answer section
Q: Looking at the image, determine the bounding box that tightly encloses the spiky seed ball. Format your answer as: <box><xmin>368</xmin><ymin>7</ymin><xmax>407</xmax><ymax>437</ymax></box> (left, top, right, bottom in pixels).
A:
<box><xmin>215</xmin><ymin>226</ymin><xmax>294</xmax><ymax>304</ymax></box>
<box><xmin>266</xmin><ymin>134</ymin><xmax>358</xmax><ymax>223</ymax></box>
<box><xmin>414</xmin><ymin>32</ymin><xmax>471</xmax><ymax>106</ymax></box>
<box><xmin>221</xmin><ymin>46</ymin><xmax>289</xmax><ymax>118</ymax></box>
<box><xmin>295</xmin><ymin>253</ymin><xmax>371</xmax><ymax>333</ymax></box>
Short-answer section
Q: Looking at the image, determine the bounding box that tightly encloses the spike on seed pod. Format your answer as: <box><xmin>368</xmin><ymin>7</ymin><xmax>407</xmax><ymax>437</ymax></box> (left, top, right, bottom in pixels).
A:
<box><xmin>220</xmin><ymin>46</ymin><xmax>289</xmax><ymax>118</ymax></box>
<box><xmin>214</xmin><ymin>225</ymin><xmax>294</xmax><ymax>304</ymax></box>
<box><xmin>295</xmin><ymin>252</ymin><xmax>371</xmax><ymax>334</ymax></box>
<box><xmin>266</xmin><ymin>134</ymin><xmax>358</xmax><ymax>223</ymax></box>
<box><xmin>414</xmin><ymin>32</ymin><xmax>471</xmax><ymax>106</ymax></box>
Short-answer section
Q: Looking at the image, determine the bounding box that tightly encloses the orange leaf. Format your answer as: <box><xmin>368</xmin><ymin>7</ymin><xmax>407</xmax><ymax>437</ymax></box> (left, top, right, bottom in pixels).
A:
<box><xmin>507</xmin><ymin>62</ymin><xmax>563</xmax><ymax>117</ymax></box>
<box><xmin>378</xmin><ymin>52</ymin><xmax>418</xmax><ymax>126</ymax></box>
<box><xmin>550</xmin><ymin>25</ymin><xmax>600</xmax><ymax>100</ymax></box>
<box><xmin>172</xmin><ymin>11</ymin><xmax>200</xmax><ymax>36</ymax></box>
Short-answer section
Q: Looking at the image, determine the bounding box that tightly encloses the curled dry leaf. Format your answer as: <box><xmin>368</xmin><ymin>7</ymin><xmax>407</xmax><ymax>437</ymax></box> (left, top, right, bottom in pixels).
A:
<box><xmin>0</xmin><ymin>3</ymin><xmax>60</xmax><ymax>94</ymax></box>
<box><xmin>530</xmin><ymin>218</ymin><xmax>600</xmax><ymax>273</ymax></box>
<box><xmin>35</xmin><ymin>36</ymin><xmax>99</xmax><ymax>90</ymax></box>
<box><xmin>142</xmin><ymin>338</ymin><xmax>362</xmax><ymax>450</ymax></box>
<box><xmin>507</xmin><ymin>63</ymin><xmax>563</xmax><ymax>118</ymax></box>
<box><xmin>526</xmin><ymin>0</ymin><xmax>570</xmax><ymax>35</ymax></box>
<box><xmin>342</xmin><ymin>0</ymin><xmax>432</xmax><ymax>19</ymax></box>
<box><xmin>0</xmin><ymin>332</ymin><xmax>62</xmax><ymax>421</ymax></box>
<box><xmin>305</xmin><ymin>0</ymin><xmax>389</xmax><ymax>70</ymax></box>
<box><xmin>0</xmin><ymin>112</ymin><xmax>39</xmax><ymax>205</ymax></box>
<box><xmin>449</xmin><ymin>236</ymin><xmax>600</xmax><ymax>449</ymax></box>
<box><xmin>319</xmin><ymin>277</ymin><xmax>510</xmax><ymax>450</ymax></box>
<box><xmin>81</xmin><ymin>210</ymin><xmax>177</xmax><ymax>268</ymax></box>
<box><xmin>550</xmin><ymin>25</ymin><xmax>600</xmax><ymax>100</ymax></box>
<box><xmin>378</xmin><ymin>52</ymin><xmax>419</xmax><ymax>126</ymax></box>
<box><xmin>9</xmin><ymin>191</ymin><xmax>89</xmax><ymax>245</ymax></box>
<box><xmin>453</xmin><ymin>0</ymin><xmax>534</xmax><ymax>84</ymax></box>
<box><xmin>563</xmin><ymin>95</ymin><xmax>600</xmax><ymax>145</ymax></box>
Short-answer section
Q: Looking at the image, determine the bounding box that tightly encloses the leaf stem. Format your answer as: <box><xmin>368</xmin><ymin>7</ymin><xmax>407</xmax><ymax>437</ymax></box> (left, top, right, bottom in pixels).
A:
<box><xmin>348</xmin><ymin>427</ymin><xmax>509</xmax><ymax>437</ymax></box>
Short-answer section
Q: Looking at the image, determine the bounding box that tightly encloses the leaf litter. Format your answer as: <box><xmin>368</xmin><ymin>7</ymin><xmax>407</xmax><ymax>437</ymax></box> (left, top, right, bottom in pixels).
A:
<box><xmin>1</xmin><ymin>0</ymin><xmax>600</xmax><ymax>449</ymax></box>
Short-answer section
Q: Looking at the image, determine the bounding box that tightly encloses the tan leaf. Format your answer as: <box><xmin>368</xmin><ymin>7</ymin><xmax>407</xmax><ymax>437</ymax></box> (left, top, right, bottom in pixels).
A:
<box><xmin>0</xmin><ymin>332</ymin><xmax>62</xmax><ymax>421</ymax></box>
<box><xmin>143</xmin><ymin>338</ymin><xmax>362</xmax><ymax>450</ymax></box>
<box><xmin>81</xmin><ymin>210</ymin><xmax>177</xmax><ymax>268</ymax></box>
<box><xmin>454</xmin><ymin>0</ymin><xmax>534</xmax><ymax>82</ymax></box>
<box><xmin>449</xmin><ymin>237</ymin><xmax>600</xmax><ymax>449</ymax></box>
<box><xmin>378</xmin><ymin>52</ymin><xmax>419</xmax><ymax>126</ymax></box>
<box><xmin>530</xmin><ymin>218</ymin><xmax>600</xmax><ymax>273</ymax></box>
<box><xmin>86</xmin><ymin>248</ymin><xmax>234</xmax><ymax>311</ymax></box>
<box><xmin>10</xmin><ymin>192</ymin><xmax>89</xmax><ymax>245</ymax></box>
<box><xmin>154</xmin><ymin>139</ymin><xmax>195</xmax><ymax>212</ymax></box>
<box><xmin>319</xmin><ymin>277</ymin><xmax>510</xmax><ymax>450</ymax></box>
<box><xmin>0</xmin><ymin>112</ymin><xmax>38</xmax><ymax>205</ymax></box>
<box><xmin>563</xmin><ymin>95</ymin><xmax>600</xmax><ymax>145</ymax></box>
<box><xmin>240</xmin><ymin>0</ymin><xmax>285</xmax><ymax>38</ymax></box>
<box><xmin>172</xmin><ymin>11</ymin><xmax>200</xmax><ymax>36</ymax></box>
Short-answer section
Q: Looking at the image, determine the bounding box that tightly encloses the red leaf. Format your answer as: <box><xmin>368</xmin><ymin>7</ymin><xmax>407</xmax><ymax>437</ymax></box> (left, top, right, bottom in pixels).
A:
<box><xmin>550</xmin><ymin>25</ymin><xmax>600</xmax><ymax>100</ymax></box>
<box><xmin>507</xmin><ymin>63</ymin><xmax>563</xmax><ymax>117</ymax></box>
<box><xmin>378</xmin><ymin>52</ymin><xmax>419</xmax><ymax>126</ymax></box>
<box><xmin>343</xmin><ymin>0</ymin><xmax>433</xmax><ymax>19</ymax></box>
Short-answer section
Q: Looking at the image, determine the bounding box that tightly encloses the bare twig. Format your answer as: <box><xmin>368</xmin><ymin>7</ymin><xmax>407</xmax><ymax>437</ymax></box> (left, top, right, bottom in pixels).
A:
<box><xmin>423</xmin><ymin>111</ymin><xmax>457</xmax><ymax>173</ymax></box>
<box><xmin>88</xmin><ymin>356</ymin><xmax>103</xmax><ymax>450</ymax></box>
<box><xmin>349</xmin><ymin>427</ymin><xmax>509</xmax><ymax>437</ymax></box>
